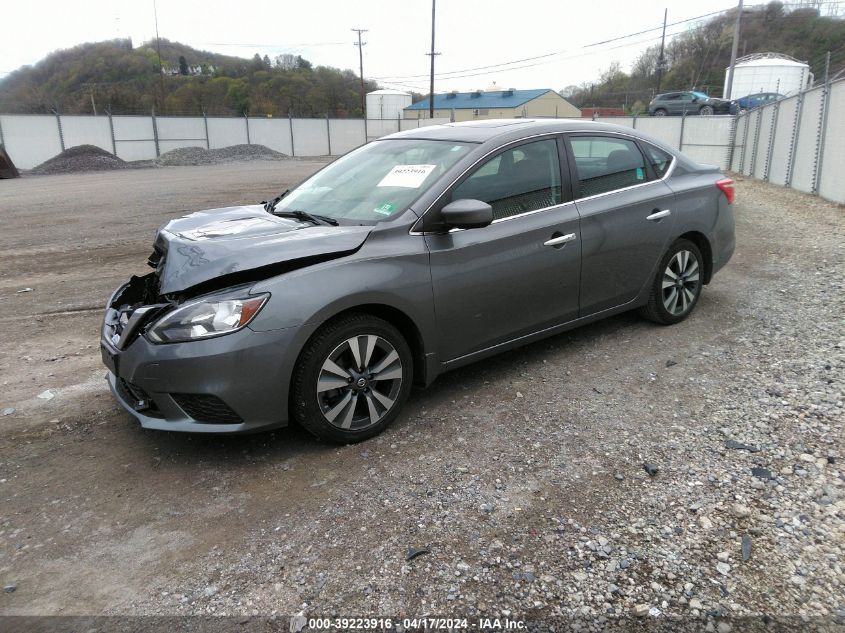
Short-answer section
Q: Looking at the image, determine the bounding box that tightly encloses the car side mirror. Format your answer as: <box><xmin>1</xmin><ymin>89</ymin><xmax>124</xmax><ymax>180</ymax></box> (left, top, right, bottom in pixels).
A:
<box><xmin>441</xmin><ymin>199</ymin><xmax>493</xmax><ymax>229</ymax></box>
<box><xmin>691</xmin><ymin>96</ymin><xmax>698</xmax><ymax>103</ymax></box>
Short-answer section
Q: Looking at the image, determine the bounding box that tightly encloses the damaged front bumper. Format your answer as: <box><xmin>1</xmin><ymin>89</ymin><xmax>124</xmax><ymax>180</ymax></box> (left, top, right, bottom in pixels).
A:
<box><xmin>101</xmin><ymin>279</ymin><xmax>314</xmax><ymax>433</ymax></box>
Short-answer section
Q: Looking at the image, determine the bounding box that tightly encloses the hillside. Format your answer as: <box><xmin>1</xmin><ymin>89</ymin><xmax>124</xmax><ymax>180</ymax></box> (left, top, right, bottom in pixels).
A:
<box><xmin>0</xmin><ymin>38</ymin><xmax>380</xmax><ymax>117</ymax></box>
<box><xmin>563</xmin><ymin>2</ymin><xmax>845</xmax><ymax>111</ymax></box>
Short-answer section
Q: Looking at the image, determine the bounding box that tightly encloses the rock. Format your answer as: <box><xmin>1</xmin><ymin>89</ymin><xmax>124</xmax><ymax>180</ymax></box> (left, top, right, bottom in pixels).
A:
<box><xmin>751</xmin><ymin>467</ymin><xmax>773</xmax><ymax>480</ymax></box>
<box><xmin>717</xmin><ymin>551</ymin><xmax>730</xmax><ymax>562</ymax></box>
<box><xmin>290</xmin><ymin>611</ymin><xmax>307</xmax><ymax>632</ymax></box>
<box><xmin>732</xmin><ymin>503</ymin><xmax>751</xmax><ymax>519</ymax></box>
<box><xmin>741</xmin><ymin>534</ymin><xmax>752</xmax><ymax>561</ymax></box>
<box><xmin>666</xmin><ymin>360</ymin><xmax>678</xmax><ymax>367</ymax></box>
<box><xmin>717</xmin><ymin>622</ymin><xmax>732</xmax><ymax>633</ymax></box>
<box><xmin>689</xmin><ymin>598</ymin><xmax>703</xmax><ymax>609</ymax></box>
<box><xmin>2</xmin><ymin>407</ymin><xmax>14</xmax><ymax>416</ymax></box>
<box><xmin>3</xmin><ymin>583</ymin><xmax>16</xmax><ymax>593</ymax></box>
<box><xmin>36</xmin><ymin>390</ymin><xmax>55</xmax><ymax>401</ymax></box>
<box><xmin>643</xmin><ymin>463</ymin><xmax>659</xmax><ymax>477</ymax></box>
<box><xmin>716</xmin><ymin>562</ymin><xmax>731</xmax><ymax>576</ymax></box>
<box><xmin>725</xmin><ymin>439</ymin><xmax>760</xmax><ymax>452</ymax></box>
<box><xmin>699</xmin><ymin>515</ymin><xmax>714</xmax><ymax>530</ymax></box>
<box><xmin>406</xmin><ymin>547</ymin><xmax>430</xmax><ymax>562</ymax></box>
<box><xmin>633</xmin><ymin>604</ymin><xmax>650</xmax><ymax>617</ymax></box>
<box><xmin>203</xmin><ymin>585</ymin><xmax>218</xmax><ymax>597</ymax></box>
<box><xmin>614</xmin><ymin>472</ymin><xmax>625</xmax><ymax>481</ymax></box>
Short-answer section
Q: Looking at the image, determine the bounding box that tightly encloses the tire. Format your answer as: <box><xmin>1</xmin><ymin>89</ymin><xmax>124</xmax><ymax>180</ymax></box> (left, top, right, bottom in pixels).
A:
<box><xmin>639</xmin><ymin>239</ymin><xmax>704</xmax><ymax>325</ymax></box>
<box><xmin>290</xmin><ymin>313</ymin><xmax>413</xmax><ymax>443</ymax></box>
<box><xmin>653</xmin><ymin>108</ymin><xmax>667</xmax><ymax>117</ymax></box>
<box><xmin>699</xmin><ymin>105</ymin><xmax>715</xmax><ymax>116</ymax></box>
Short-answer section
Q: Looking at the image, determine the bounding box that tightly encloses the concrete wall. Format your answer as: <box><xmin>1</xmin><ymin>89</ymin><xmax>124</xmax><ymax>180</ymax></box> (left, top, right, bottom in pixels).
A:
<box><xmin>0</xmin><ymin>114</ymin><xmax>444</xmax><ymax>169</ymax></box>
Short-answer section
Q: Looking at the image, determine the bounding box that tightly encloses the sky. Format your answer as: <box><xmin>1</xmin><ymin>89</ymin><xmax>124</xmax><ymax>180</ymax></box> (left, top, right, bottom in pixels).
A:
<box><xmin>1</xmin><ymin>0</ymin><xmax>774</xmax><ymax>93</ymax></box>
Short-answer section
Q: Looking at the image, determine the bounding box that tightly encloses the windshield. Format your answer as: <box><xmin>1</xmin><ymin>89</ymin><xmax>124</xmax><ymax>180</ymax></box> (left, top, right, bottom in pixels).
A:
<box><xmin>692</xmin><ymin>91</ymin><xmax>710</xmax><ymax>99</ymax></box>
<box><xmin>273</xmin><ymin>139</ymin><xmax>473</xmax><ymax>223</ymax></box>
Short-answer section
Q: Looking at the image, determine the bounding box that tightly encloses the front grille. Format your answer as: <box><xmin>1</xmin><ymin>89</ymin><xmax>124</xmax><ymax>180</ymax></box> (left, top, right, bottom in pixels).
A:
<box><xmin>171</xmin><ymin>393</ymin><xmax>243</xmax><ymax>424</ymax></box>
<box><xmin>116</xmin><ymin>378</ymin><xmax>164</xmax><ymax>418</ymax></box>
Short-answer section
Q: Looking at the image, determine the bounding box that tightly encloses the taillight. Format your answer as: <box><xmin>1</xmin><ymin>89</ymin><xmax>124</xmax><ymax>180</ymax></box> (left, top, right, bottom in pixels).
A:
<box><xmin>716</xmin><ymin>178</ymin><xmax>735</xmax><ymax>204</ymax></box>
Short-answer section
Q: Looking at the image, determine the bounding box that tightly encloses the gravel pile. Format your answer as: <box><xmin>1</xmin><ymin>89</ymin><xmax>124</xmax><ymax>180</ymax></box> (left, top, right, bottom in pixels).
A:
<box><xmin>116</xmin><ymin>180</ymin><xmax>843</xmax><ymax>628</ymax></box>
<box><xmin>30</xmin><ymin>144</ymin><xmax>127</xmax><ymax>175</ymax></box>
<box><xmin>154</xmin><ymin>144</ymin><xmax>289</xmax><ymax>166</ymax></box>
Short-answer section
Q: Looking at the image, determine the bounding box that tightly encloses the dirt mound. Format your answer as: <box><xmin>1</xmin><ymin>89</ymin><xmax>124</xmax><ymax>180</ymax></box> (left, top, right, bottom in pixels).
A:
<box><xmin>30</xmin><ymin>145</ymin><xmax>126</xmax><ymax>175</ymax></box>
<box><xmin>154</xmin><ymin>144</ymin><xmax>289</xmax><ymax>166</ymax></box>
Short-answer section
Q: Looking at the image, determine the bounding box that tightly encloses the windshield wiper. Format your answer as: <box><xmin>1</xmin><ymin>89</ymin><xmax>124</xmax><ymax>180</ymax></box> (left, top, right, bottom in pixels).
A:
<box><xmin>262</xmin><ymin>190</ymin><xmax>289</xmax><ymax>212</ymax></box>
<box><xmin>273</xmin><ymin>209</ymin><xmax>339</xmax><ymax>226</ymax></box>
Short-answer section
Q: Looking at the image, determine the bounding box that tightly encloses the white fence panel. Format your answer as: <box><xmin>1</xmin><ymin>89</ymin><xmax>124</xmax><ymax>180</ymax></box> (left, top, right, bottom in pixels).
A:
<box><xmin>680</xmin><ymin>117</ymin><xmax>732</xmax><ymax>168</ymax></box>
<box><xmin>791</xmin><ymin>87</ymin><xmax>823</xmax><ymax>193</ymax></box>
<box><xmin>61</xmin><ymin>115</ymin><xmax>112</xmax><ymax>154</ymax></box>
<box><xmin>110</xmin><ymin>116</ymin><xmax>156</xmax><ymax>161</ymax></box>
<box><xmin>329</xmin><ymin>120</ymin><xmax>364</xmax><ymax>155</ymax></box>
<box><xmin>156</xmin><ymin>117</ymin><xmax>207</xmax><ymax>154</ymax></box>
<box><xmin>741</xmin><ymin>110</ymin><xmax>762</xmax><ymax>176</ymax></box>
<box><xmin>248</xmin><ymin>118</ymin><xmax>292</xmax><ymax>155</ymax></box>
<box><xmin>599</xmin><ymin>116</ymin><xmax>635</xmax><ymax>128</ymax></box>
<box><xmin>752</xmin><ymin>106</ymin><xmax>774</xmax><ymax>180</ymax></box>
<box><xmin>767</xmin><ymin>97</ymin><xmax>798</xmax><ymax>186</ymax></box>
<box><xmin>207</xmin><ymin>118</ymin><xmax>248</xmax><ymax>149</ymax></box>
<box><xmin>367</xmin><ymin>119</ymin><xmax>400</xmax><ymax>141</ymax></box>
<box><xmin>291</xmin><ymin>119</ymin><xmax>329</xmax><ymax>156</ymax></box>
<box><xmin>818</xmin><ymin>80</ymin><xmax>845</xmax><ymax>203</ymax></box>
<box><xmin>0</xmin><ymin>114</ymin><xmax>62</xmax><ymax>169</ymax></box>
<box><xmin>632</xmin><ymin>117</ymin><xmax>682</xmax><ymax>150</ymax></box>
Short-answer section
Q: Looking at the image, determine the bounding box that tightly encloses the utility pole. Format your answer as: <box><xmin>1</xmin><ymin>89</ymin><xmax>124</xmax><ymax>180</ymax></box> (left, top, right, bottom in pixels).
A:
<box><xmin>724</xmin><ymin>0</ymin><xmax>744</xmax><ymax>99</ymax></box>
<box><xmin>425</xmin><ymin>0</ymin><xmax>440</xmax><ymax>119</ymax></box>
<box><xmin>352</xmin><ymin>29</ymin><xmax>368</xmax><ymax>118</ymax></box>
<box><xmin>153</xmin><ymin>0</ymin><xmax>165</xmax><ymax>113</ymax></box>
<box><xmin>655</xmin><ymin>8</ymin><xmax>668</xmax><ymax>94</ymax></box>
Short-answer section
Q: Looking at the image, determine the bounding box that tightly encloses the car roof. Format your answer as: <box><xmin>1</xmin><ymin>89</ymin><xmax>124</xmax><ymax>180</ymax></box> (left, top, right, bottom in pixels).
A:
<box><xmin>383</xmin><ymin>119</ymin><xmax>651</xmax><ymax>144</ymax></box>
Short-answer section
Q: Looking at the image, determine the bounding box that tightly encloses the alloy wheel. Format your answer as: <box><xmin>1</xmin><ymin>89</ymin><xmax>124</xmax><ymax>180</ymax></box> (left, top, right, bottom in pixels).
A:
<box><xmin>316</xmin><ymin>335</ymin><xmax>403</xmax><ymax>431</ymax></box>
<box><xmin>662</xmin><ymin>250</ymin><xmax>700</xmax><ymax>316</ymax></box>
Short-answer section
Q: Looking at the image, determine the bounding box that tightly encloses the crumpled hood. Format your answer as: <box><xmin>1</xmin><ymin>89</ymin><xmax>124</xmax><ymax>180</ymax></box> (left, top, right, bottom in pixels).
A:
<box><xmin>153</xmin><ymin>204</ymin><xmax>372</xmax><ymax>295</ymax></box>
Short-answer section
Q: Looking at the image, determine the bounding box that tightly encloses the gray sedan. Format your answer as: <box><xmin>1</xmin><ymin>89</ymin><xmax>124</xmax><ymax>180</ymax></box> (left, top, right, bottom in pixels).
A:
<box><xmin>102</xmin><ymin>120</ymin><xmax>735</xmax><ymax>442</ymax></box>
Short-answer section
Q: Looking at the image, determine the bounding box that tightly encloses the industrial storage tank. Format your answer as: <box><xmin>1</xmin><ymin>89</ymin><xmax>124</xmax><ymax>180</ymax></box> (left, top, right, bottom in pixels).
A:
<box><xmin>724</xmin><ymin>53</ymin><xmax>812</xmax><ymax>99</ymax></box>
<box><xmin>366</xmin><ymin>90</ymin><xmax>412</xmax><ymax>120</ymax></box>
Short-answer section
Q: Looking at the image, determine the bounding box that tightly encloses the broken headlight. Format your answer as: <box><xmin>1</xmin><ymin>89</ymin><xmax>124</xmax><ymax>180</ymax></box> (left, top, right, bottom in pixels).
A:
<box><xmin>147</xmin><ymin>293</ymin><xmax>269</xmax><ymax>343</ymax></box>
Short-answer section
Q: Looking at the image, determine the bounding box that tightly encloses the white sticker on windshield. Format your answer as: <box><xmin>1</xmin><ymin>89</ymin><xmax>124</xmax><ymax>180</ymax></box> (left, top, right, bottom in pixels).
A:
<box><xmin>377</xmin><ymin>164</ymin><xmax>436</xmax><ymax>188</ymax></box>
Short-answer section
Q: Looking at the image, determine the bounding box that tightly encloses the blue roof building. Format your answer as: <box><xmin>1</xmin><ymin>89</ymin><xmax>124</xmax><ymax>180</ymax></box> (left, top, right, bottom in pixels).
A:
<box><xmin>404</xmin><ymin>88</ymin><xmax>580</xmax><ymax>121</ymax></box>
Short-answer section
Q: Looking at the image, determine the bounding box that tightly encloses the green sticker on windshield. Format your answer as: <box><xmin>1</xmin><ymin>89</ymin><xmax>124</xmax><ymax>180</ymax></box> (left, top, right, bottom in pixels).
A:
<box><xmin>636</xmin><ymin>167</ymin><xmax>644</xmax><ymax>180</ymax></box>
<box><xmin>374</xmin><ymin>202</ymin><xmax>396</xmax><ymax>216</ymax></box>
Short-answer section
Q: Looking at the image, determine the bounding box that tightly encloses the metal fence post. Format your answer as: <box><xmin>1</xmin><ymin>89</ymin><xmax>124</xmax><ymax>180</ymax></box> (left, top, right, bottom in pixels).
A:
<box><xmin>53</xmin><ymin>106</ymin><xmax>65</xmax><ymax>152</ymax></box>
<box><xmin>749</xmin><ymin>110</ymin><xmax>764</xmax><ymax>176</ymax></box>
<box><xmin>0</xmin><ymin>115</ymin><xmax>5</xmax><ymax>147</ymax></box>
<box><xmin>244</xmin><ymin>110</ymin><xmax>251</xmax><ymax>145</ymax></box>
<box><xmin>785</xmin><ymin>91</ymin><xmax>805</xmax><ymax>188</ymax></box>
<box><xmin>106</xmin><ymin>107</ymin><xmax>117</xmax><ymax>156</ymax></box>
<box><xmin>763</xmin><ymin>101</ymin><xmax>780</xmax><ymax>182</ymax></box>
<box><xmin>812</xmin><ymin>82</ymin><xmax>831</xmax><ymax>196</ymax></box>
<box><xmin>151</xmin><ymin>108</ymin><xmax>160</xmax><ymax>157</ymax></box>
<box><xmin>726</xmin><ymin>112</ymin><xmax>739</xmax><ymax>172</ymax></box>
<box><xmin>738</xmin><ymin>113</ymin><xmax>751</xmax><ymax>174</ymax></box>
<box><xmin>202</xmin><ymin>109</ymin><xmax>210</xmax><ymax>149</ymax></box>
<box><xmin>632</xmin><ymin>112</ymin><xmax>638</xmax><ymax>129</ymax></box>
<box><xmin>325</xmin><ymin>113</ymin><xmax>332</xmax><ymax>156</ymax></box>
<box><xmin>679</xmin><ymin>110</ymin><xmax>687</xmax><ymax>151</ymax></box>
<box><xmin>288</xmin><ymin>111</ymin><xmax>295</xmax><ymax>157</ymax></box>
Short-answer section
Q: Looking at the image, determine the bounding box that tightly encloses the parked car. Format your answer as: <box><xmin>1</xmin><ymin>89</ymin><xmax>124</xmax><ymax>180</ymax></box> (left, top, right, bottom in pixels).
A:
<box><xmin>102</xmin><ymin>120</ymin><xmax>736</xmax><ymax>442</ymax></box>
<box><xmin>648</xmin><ymin>91</ymin><xmax>734</xmax><ymax>116</ymax></box>
<box><xmin>731</xmin><ymin>92</ymin><xmax>783</xmax><ymax>113</ymax></box>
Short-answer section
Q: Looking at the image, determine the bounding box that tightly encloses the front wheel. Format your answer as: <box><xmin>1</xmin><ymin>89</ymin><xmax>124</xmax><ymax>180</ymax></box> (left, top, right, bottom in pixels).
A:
<box><xmin>290</xmin><ymin>313</ymin><xmax>413</xmax><ymax>443</ymax></box>
<box><xmin>699</xmin><ymin>105</ymin><xmax>715</xmax><ymax>115</ymax></box>
<box><xmin>653</xmin><ymin>108</ymin><xmax>667</xmax><ymax>117</ymax></box>
<box><xmin>639</xmin><ymin>239</ymin><xmax>704</xmax><ymax>325</ymax></box>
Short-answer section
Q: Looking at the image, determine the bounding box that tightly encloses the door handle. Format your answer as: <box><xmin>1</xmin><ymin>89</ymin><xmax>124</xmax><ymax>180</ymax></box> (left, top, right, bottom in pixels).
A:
<box><xmin>647</xmin><ymin>209</ymin><xmax>671</xmax><ymax>221</ymax></box>
<box><xmin>544</xmin><ymin>233</ymin><xmax>577</xmax><ymax>247</ymax></box>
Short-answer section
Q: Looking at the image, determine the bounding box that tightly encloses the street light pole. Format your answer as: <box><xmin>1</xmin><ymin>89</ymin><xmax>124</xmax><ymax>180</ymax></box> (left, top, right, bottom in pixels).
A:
<box><xmin>656</xmin><ymin>8</ymin><xmax>667</xmax><ymax>94</ymax></box>
<box><xmin>426</xmin><ymin>0</ymin><xmax>439</xmax><ymax>119</ymax></box>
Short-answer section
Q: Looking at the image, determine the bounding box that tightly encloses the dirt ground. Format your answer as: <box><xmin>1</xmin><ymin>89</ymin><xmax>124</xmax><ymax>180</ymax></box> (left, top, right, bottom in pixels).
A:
<box><xmin>0</xmin><ymin>164</ymin><xmax>842</xmax><ymax>627</ymax></box>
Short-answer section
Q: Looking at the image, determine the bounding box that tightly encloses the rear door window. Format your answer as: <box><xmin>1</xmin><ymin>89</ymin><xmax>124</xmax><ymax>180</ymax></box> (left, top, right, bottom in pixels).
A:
<box><xmin>567</xmin><ymin>136</ymin><xmax>648</xmax><ymax>198</ymax></box>
<box><xmin>451</xmin><ymin>138</ymin><xmax>562</xmax><ymax>221</ymax></box>
<box><xmin>642</xmin><ymin>143</ymin><xmax>673</xmax><ymax>179</ymax></box>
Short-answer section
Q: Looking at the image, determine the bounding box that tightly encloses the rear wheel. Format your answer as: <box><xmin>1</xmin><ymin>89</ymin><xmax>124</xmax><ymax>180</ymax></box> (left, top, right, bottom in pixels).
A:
<box><xmin>639</xmin><ymin>239</ymin><xmax>704</xmax><ymax>325</ymax></box>
<box><xmin>290</xmin><ymin>313</ymin><xmax>413</xmax><ymax>443</ymax></box>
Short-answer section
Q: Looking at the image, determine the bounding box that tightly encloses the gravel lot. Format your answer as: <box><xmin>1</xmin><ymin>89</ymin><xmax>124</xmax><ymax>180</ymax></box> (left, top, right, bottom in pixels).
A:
<box><xmin>0</xmin><ymin>164</ymin><xmax>842</xmax><ymax>630</ymax></box>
